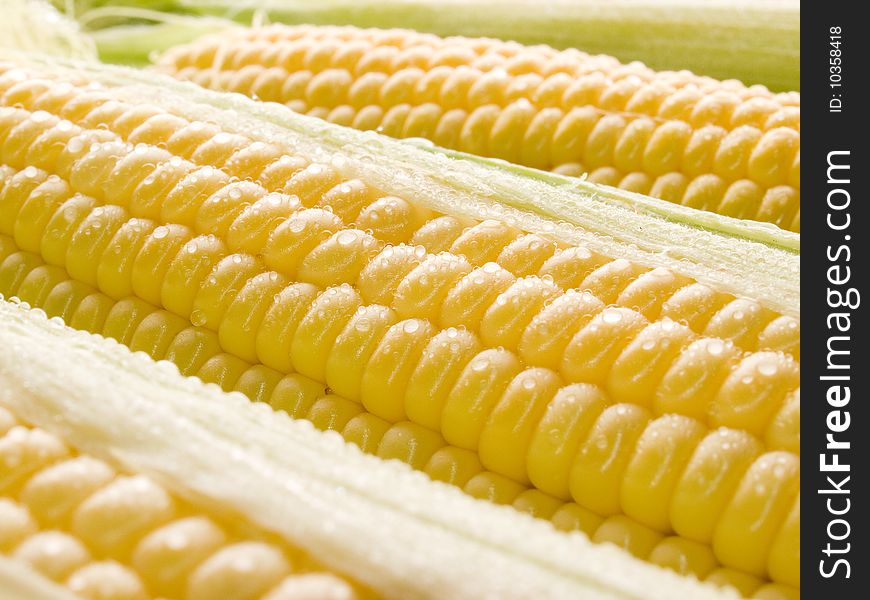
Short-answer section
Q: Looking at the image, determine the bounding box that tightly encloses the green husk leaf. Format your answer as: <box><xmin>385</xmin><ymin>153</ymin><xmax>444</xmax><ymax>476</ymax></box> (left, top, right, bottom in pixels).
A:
<box><xmin>57</xmin><ymin>0</ymin><xmax>800</xmax><ymax>90</ymax></box>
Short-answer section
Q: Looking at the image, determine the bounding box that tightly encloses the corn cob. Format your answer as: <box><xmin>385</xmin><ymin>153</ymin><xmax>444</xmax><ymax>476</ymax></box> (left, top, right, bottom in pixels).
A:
<box><xmin>154</xmin><ymin>24</ymin><xmax>801</xmax><ymax>232</ymax></box>
<box><xmin>1</xmin><ymin>299</ymin><xmax>746</xmax><ymax>600</ymax></box>
<box><xmin>0</xmin><ymin>53</ymin><xmax>799</xmax><ymax>597</ymax></box>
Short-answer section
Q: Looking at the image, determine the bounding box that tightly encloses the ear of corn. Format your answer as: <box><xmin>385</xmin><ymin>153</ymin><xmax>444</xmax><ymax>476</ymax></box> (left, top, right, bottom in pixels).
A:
<box><xmin>0</xmin><ymin>51</ymin><xmax>798</xmax><ymax>598</ymax></box>
<box><xmin>64</xmin><ymin>0</ymin><xmax>800</xmax><ymax>91</ymax></box>
<box><xmin>0</xmin><ymin>298</ymin><xmax>739</xmax><ymax>600</ymax></box>
<box><xmin>153</xmin><ymin>23</ymin><xmax>800</xmax><ymax>232</ymax></box>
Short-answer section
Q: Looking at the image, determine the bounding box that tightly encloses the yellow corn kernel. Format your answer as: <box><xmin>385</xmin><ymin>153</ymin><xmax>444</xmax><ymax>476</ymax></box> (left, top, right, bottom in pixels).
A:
<box><xmin>404</xmin><ymin>326</ymin><xmax>481</xmax><ymax>431</ymax></box>
<box><xmin>654</xmin><ymin>338</ymin><xmax>741</xmax><ymax>421</ymax></box>
<box><xmin>101</xmin><ymin>297</ymin><xmax>157</xmax><ymax>346</ymax></box>
<box><xmin>360</xmin><ymin>318</ymin><xmax>435</xmax><ymax>422</ymax></box>
<box><xmin>620</xmin><ymin>415</ymin><xmax>706</xmax><ymax>531</ymax></box>
<box><xmin>713</xmin><ymin>452</ymin><xmax>800</xmax><ymax>577</ymax></box>
<box><xmin>128</xmin><ymin>310</ymin><xmax>189</xmax><ymax>359</ymax></box>
<box><xmin>308</xmin><ymin>395</ymin><xmax>364</xmax><ymax>432</ymax></box>
<box><xmin>14</xmin><ymin>264</ymin><xmax>68</xmax><ymax>308</ymax></box>
<box><xmin>606</xmin><ymin>319</ymin><xmax>695</xmax><ymax>408</ymax></box>
<box><xmin>267</xmin><ymin>374</ymin><xmax>327</xmax><ymax>417</ymax></box>
<box><xmin>69</xmin><ymin>293</ymin><xmax>115</xmax><ymax>333</ymax></box>
<box><xmin>131</xmin><ymin>517</ymin><xmax>227</xmax><ymax>597</ymax></box>
<box><xmin>165</xmin><ymin>327</ymin><xmax>223</xmax><ymax>376</ymax></box>
<box><xmin>767</xmin><ymin>495</ymin><xmax>799</xmax><ymax>587</ymax></box>
<box><xmin>190</xmin><ymin>253</ymin><xmax>264</xmax><ymax>331</ymax></box>
<box><xmin>377</xmin><ymin>421</ymin><xmax>445</xmax><ymax>469</ymax></box>
<box><xmin>219</xmin><ymin>271</ymin><xmax>291</xmax><ymax>362</ymax></box>
<box><xmin>326</xmin><ymin>304</ymin><xmax>398</xmax><ymax>401</ymax></box>
<box><xmin>765</xmin><ymin>390</ymin><xmax>800</xmax><ymax>455</ymax></box>
<box><xmin>464</xmin><ymin>472</ymin><xmax>525</xmax><ymax>506</ymax></box>
<box><xmin>550</xmin><ymin>503</ymin><xmax>604</xmax><ymax>538</ymax></box>
<box><xmin>423</xmin><ymin>447</ymin><xmax>483</xmax><ymax>487</ymax></box>
<box><xmin>526</xmin><ymin>384</ymin><xmax>609</xmax><ymax>500</ymax></box>
<box><xmin>593</xmin><ymin>515</ymin><xmax>664</xmax><ymax>559</ymax></box>
<box><xmin>560</xmin><ymin>307</ymin><xmax>648</xmax><ymax>384</ymax></box>
<box><xmin>710</xmin><ymin>352</ymin><xmax>800</xmax><ymax>436</ymax></box>
<box><xmin>132</xmin><ymin>224</ymin><xmax>194</xmax><ymax>307</ymax></box>
<box><xmin>754</xmin><ymin>584</ymin><xmax>800</xmax><ymax>600</ymax></box>
<box><xmin>71</xmin><ymin>475</ymin><xmax>176</xmax><ymax>556</ymax></box>
<box><xmin>196</xmin><ymin>353</ymin><xmax>251</xmax><ymax>392</ymax></box>
<box><xmin>706</xmin><ymin>568</ymin><xmax>762</xmax><ymax>597</ymax></box>
<box><xmin>478</xmin><ymin>368</ymin><xmax>563</xmax><ymax>483</ymax></box>
<box><xmin>255</xmin><ymin>283</ymin><xmax>320</xmax><ymax>373</ymax></box>
<box><xmin>570</xmin><ymin>404</ymin><xmax>651</xmax><ymax>516</ymax></box>
<box><xmin>341</xmin><ymin>413</ymin><xmax>391</xmax><ymax>454</ymax></box>
<box><xmin>234</xmin><ymin>365</ymin><xmax>286</xmax><ymax>405</ymax></box>
<box><xmin>441</xmin><ymin>348</ymin><xmax>522</xmax><ymax>451</ymax></box>
<box><xmin>648</xmin><ymin>536</ymin><xmax>718</xmax><ymax>579</ymax></box>
<box><xmin>671</xmin><ymin>429</ymin><xmax>763</xmax><ymax>543</ymax></box>
<box><xmin>512</xmin><ymin>489</ymin><xmax>562</xmax><ymax>520</ymax></box>
<box><xmin>392</xmin><ymin>252</ymin><xmax>472</xmax><ymax>322</ymax></box>
<box><xmin>13</xmin><ymin>531</ymin><xmax>91</xmax><ymax>582</ymax></box>
<box><xmin>66</xmin><ymin>561</ymin><xmax>149</xmax><ymax>600</ymax></box>
<box><xmin>517</xmin><ymin>289</ymin><xmax>603</xmax><ymax>370</ymax></box>
<box><xmin>480</xmin><ymin>276</ymin><xmax>560</xmax><ymax>352</ymax></box>
<box><xmin>0</xmin><ymin>499</ymin><xmax>37</xmax><ymax>551</ymax></box>
<box><xmin>42</xmin><ymin>280</ymin><xmax>92</xmax><ymax>322</ymax></box>
<box><xmin>99</xmin><ymin>219</ymin><xmax>158</xmax><ymax>301</ymax></box>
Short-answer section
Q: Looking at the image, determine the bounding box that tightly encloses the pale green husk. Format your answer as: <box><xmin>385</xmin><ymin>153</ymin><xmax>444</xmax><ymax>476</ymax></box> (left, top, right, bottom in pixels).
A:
<box><xmin>59</xmin><ymin>0</ymin><xmax>800</xmax><ymax>90</ymax></box>
<box><xmin>0</xmin><ymin>0</ymin><xmax>96</xmax><ymax>60</ymax></box>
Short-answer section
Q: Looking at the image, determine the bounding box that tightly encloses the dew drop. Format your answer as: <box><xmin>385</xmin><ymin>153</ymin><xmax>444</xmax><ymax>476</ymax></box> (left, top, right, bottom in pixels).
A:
<box><xmin>337</xmin><ymin>230</ymin><xmax>358</xmax><ymax>246</ymax></box>
<box><xmin>471</xmin><ymin>357</ymin><xmax>490</xmax><ymax>372</ymax></box>
<box><xmin>706</xmin><ymin>339</ymin><xmax>726</xmax><ymax>356</ymax></box>
<box><xmin>602</xmin><ymin>309</ymin><xmax>623</xmax><ymax>324</ymax></box>
<box><xmin>190</xmin><ymin>310</ymin><xmax>206</xmax><ymax>326</ymax></box>
<box><xmin>757</xmin><ymin>361</ymin><xmax>778</xmax><ymax>377</ymax></box>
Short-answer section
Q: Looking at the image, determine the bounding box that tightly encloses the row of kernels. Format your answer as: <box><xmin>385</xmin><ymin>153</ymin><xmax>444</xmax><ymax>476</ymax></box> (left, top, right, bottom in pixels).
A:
<box><xmin>182</xmin><ymin>63</ymin><xmax>798</xmax><ymax>136</ymax></box>
<box><xmin>158</xmin><ymin>26</ymin><xmax>792</xmax><ymax>110</ymax></box>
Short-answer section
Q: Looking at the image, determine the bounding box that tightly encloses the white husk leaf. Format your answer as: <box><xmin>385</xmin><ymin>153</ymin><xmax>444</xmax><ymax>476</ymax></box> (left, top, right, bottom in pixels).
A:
<box><xmin>0</xmin><ymin>300</ymin><xmax>738</xmax><ymax>600</ymax></box>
